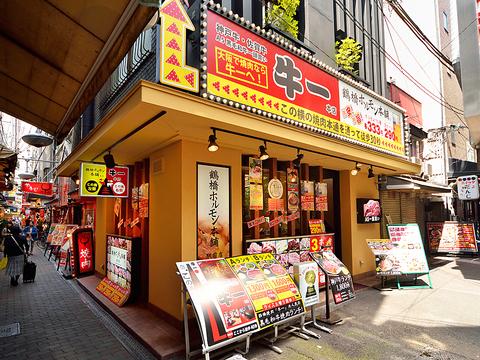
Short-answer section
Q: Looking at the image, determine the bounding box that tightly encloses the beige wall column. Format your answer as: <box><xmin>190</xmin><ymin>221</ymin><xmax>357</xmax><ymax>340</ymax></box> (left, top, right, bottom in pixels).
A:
<box><xmin>94</xmin><ymin>197</ymin><xmax>115</xmax><ymax>276</ymax></box>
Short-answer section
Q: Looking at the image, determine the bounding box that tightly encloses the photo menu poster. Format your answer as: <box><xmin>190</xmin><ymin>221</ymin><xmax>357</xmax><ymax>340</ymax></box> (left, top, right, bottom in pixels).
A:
<box><xmin>96</xmin><ymin>234</ymin><xmax>137</xmax><ymax>306</ymax></box>
<box><xmin>309</xmin><ymin>251</ymin><xmax>355</xmax><ymax>304</ymax></box>
<box><xmin>248</xmin><ymin>158</ymin><xmax>263</xmax><ymax>211</ymax></box>
<box><xmin>227</xmin><ymin>253</ymin><xmax>304</xmax><ymax>329</ymax></box>
<box><xmin>426</xmin><ymin>222</ymin><xmax>478</xmax><ymax>254</ymax></box>
<box><xmin>386</xmin><ymin>224</ymin><xmax>430</xmax><ymax>274</ymax></box>
<box><xmin>176</xmin><ymin>259</ymin><xmax>258</xmax><ymax>347</ymax></box>
<box><xmin>197</xmin><ymin>163</ymin><xmax>231</xmax><ymax>260</ymax></box>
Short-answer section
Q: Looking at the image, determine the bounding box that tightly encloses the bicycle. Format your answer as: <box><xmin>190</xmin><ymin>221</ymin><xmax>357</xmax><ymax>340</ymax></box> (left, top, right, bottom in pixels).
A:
<box><xmin>36</xmin><ymin>232</ymin><xmax>48</xmax><ymax>251</ymax></box>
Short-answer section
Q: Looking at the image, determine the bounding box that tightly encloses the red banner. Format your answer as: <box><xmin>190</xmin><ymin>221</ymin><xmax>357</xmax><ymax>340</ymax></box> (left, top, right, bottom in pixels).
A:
<box><xmin>21</xmin><ymin>181</ymin><xmax>53</xmax><ymax>196</ymax></box>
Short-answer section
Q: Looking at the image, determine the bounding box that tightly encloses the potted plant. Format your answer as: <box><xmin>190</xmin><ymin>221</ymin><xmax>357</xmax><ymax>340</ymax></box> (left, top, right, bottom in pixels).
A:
<box><xmin>335</xmin><ymin>37</ymin><xmax>363</xmax><ymax>77</ymax></box>
<box><xmin>265</xmin><ymin>0</ymin><xmax>300</xmax><ymax>39</ymax></box>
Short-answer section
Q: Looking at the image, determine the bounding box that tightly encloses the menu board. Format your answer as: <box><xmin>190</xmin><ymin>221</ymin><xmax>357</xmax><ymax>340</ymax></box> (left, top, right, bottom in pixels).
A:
<box><xmin>227</xmin><ymin>253</ymin><xmax>304</xmax><ymax>329</ymax></box>
<box><xmin>96</xmin><ymin>234</ymin><xmax>137</xmax><ymax>306</ymax></box>
<box><xmin>46</xmin><ymin>223</ymin><xmax>58</xmax><ymax>243</ymax></box>
<box><xmin>367</xmin><ymin>224</ymin><xmax>429</xmax><ymax>276</ymax></box>
<box><xmin>49</xmin><ymin>224</ymin><xmax>67</xmax><ymax>246</ymax></box>
<box><xmin>245</xmin><ymin>234</ymin><xmax>334</xmax><ymax>280</ymax></box>
<box><xmin>426</xmin><ymin>222</ymin><xmax>478</xmax><ymax>254</ymax></box>
<box><xmin>309</xmin><ymin>251</ymin><xmax>355</xmax><ymax>304</ymax></box>
<box><xmin>176</xmin><ymin>259</ymin><xmax>258</xmax><ymax>347</ymax></box>
<box><xmin>57</xmin><ymin>225</ymin><xmax>78</xmax><ymax>268</ymax></box>
<box><xmin>293</xmin><ymin>262</ymin><xmax>320</xmax><ymax>307</ymax></box>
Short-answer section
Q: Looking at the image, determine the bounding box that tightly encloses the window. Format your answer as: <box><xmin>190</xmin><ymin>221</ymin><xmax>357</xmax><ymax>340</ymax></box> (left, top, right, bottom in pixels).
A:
<box><xmin>442</xmin><ymin>11</ymin><xmax>448</xmax><ymax>32</ymax></box>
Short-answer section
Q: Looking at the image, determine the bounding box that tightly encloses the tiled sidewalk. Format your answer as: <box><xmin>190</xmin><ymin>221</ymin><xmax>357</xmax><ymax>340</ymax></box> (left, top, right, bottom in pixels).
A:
<box><xmin>0</xmin><ymin>249</ymin><xmax>140</xmax><ymax>360</ymax></box>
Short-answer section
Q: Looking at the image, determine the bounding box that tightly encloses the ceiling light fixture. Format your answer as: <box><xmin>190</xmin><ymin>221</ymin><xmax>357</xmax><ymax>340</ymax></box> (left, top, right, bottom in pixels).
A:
<box><xmin>259</xmin><ymin>141</ymin><xmax>269</xmax><ymax>161</ymax></box>
<box><xmin>207</xmin><ymin>130</ymin><xmax>219</xmax><ymax>152</ymax></box>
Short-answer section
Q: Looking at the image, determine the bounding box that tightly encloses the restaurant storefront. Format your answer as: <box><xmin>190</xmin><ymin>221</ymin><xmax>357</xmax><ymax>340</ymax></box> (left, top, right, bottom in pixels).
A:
<box><xmin>57</xmin><ymin>0</ymin><xmax>419</xmax><ymax>330</ymax></box>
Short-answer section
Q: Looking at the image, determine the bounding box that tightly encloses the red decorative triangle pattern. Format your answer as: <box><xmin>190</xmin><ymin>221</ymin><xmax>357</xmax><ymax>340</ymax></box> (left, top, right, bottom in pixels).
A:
<box><xmin>160</xmin><ymin>1</ymin><xmax>186</xmax><ymax>22</ymax></box>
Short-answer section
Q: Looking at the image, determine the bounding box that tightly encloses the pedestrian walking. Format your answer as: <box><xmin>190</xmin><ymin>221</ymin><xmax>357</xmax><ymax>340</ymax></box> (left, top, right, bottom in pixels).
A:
<box><xmin>4</xmin><ymin>224</ymin><xmax>29</xmax><ymax>287</ymax></box>
<box><xmin>23</xmin><ymin>219</ymin><xmax>38</xmax><ymax>256</ymax></box>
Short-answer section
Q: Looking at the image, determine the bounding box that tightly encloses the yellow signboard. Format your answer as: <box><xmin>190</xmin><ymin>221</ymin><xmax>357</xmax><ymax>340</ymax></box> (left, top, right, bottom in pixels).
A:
<box><xmin>159</xmin><ymin>0</ymin><xmax>198</xmax><ymax>92</ymax></box>
<box><xmin>80</xmin><ymin>162</ymin><xmax>129</xmax><ymax>198</ymax></box>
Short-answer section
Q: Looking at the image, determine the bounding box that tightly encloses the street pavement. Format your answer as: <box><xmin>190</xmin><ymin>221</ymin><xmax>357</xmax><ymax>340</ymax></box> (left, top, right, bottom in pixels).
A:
<box><xmin>0</xmin><ymin>246</ymin><xmax>156</xmax><ymax>360</ymax></box>
<box><xmin>245</xmin><ymin>256</ymin><xmax>480</xmax><ymax>360</ymax></box>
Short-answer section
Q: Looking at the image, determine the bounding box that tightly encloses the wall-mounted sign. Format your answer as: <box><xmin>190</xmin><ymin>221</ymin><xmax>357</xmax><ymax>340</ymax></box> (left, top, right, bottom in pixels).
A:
<box><xmin>308</xmin><ymin>219</ymin><xmax>325</xmax><ymax>234</ymax></box>
<box><xmin>356</xmin><ymin>198</ymin><xmax>381</xmax><ymax>223</ymax></box>
<box><xmin>457</xmin><ymin>175</ymin><xmax>479</xmax><ymax>200</ymax></box>
<box><xmin>204</xmin><ymin>8</ymin><xmax>405</xmax><ymax>157</ymax></box>
<box><xmin>426</xmin><ymin>222</ymin><xmax>478</xmax><ymax>254</ymax></box>
<box><xmin>197</xmin><ymin>163</ymin><xmax>231</xmax><ymax>259</ymax></box>
<box><xmin>339</xmin><ymin>81</ymin><xmax>404</xmax><ymax>156</ymax></box>
<box><xmin>176</xmin><ymin>259</ymin><xmax>258</xmax><ymax>347</ymax></box>
<box><xmin>80</xmin><ymin>162</ymin><xmax>129</xmax><ymax>198</ymax></box>
<box><xmin>96</xmin><ymin>234</ymin><xmax>138</xmax><ymax>306</ymax></box>
<box><xmin>159</xmin><ymin>0</ymin><xmax>199</xmax><ymax>92</ymax></box>
<box><xmin>21</xmin><ymin>181</ymin><xmax>53</xmax><ymax>196</ymax></box>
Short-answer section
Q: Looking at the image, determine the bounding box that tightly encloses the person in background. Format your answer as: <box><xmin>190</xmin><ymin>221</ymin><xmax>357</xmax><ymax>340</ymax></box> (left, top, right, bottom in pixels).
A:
<box><xmin>4</xmin><ymin>223</ymin><xmax>29</xmax><ymax>286</ymax></box>
<box><xmin>23</xmin><ymin>219</ymin><xmax>38</xmax><ymax>256</ymax></box>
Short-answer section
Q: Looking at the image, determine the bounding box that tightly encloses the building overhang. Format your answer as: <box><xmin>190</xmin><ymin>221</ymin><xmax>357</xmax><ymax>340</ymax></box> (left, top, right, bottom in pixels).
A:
<box><xmin>383</xmin><ymin>176</ymin><xmax>451</xmax><ymax>194</ymax></box>
<box><xmin>0</xmin><ymin>1</ymin><xmax>156</xmax><ymax>141</ymax></box>
<box><xmin>57</xmin><ymin>81</ymin><xmax>421</xmax><ymax>177</ymax></box>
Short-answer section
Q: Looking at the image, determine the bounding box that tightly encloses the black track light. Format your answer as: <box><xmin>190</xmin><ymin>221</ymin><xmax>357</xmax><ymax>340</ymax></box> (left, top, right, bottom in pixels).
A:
<box><xmin>368</xmin><ymin>166</ymin><xmax>375</xmax><ymax>178</ymax></box>
<box><xmin>104</xmin><ymin>151</ymin><xmax>116</xmax><ymax>169</ymax></box>
<box><xmin>292</xmin><ymin>149</ymin><xmax>304</xmax><ymax>168</ymax></box>
<box><xmin>259</xmin><ymin>141</ymin><xmax>269</xmax><ymax>161</ymax></box>
<box><xmin>207</xmin><ymin>130</ymin><xmax>219</xmax><ymax>152</ymax></box>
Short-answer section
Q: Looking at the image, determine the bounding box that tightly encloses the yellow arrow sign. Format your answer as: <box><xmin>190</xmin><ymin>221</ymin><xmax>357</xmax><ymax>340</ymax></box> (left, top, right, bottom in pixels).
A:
<box><xmin>159</xmin><ymin>0</ymin><xmax>199</xmax><ymax>92</ymax></box>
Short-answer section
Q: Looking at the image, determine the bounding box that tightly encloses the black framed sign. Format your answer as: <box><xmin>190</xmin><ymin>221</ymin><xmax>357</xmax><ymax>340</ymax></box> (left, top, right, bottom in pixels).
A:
<box><xmin>356</xmin><ymin>198</ymin><xmax>381</xmax><ymax>223</ymax></box>
<box><xmin>197</xmin><ymin>163</ymin><xmax>232</xmax><ymax>259</ymax></box>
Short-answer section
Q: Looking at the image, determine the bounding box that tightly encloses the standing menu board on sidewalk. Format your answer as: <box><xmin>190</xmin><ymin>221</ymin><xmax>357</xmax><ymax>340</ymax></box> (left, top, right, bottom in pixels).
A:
<box><xmin>426</xmin><ymin>222</ymin><xmax>478</xmax><ymax>254</ymax></box>
<box><xmin>176</xmin><ymin>253</ymin><xmax>305</xmax><ymax>348</ymax></box>
<box><xmin>176</xmin><ymin>259</ymin><xmax>258</xmax><ymax>347</ymax></box>
<box><xmin>309</xmin><ymin>251</ymin><xmax>355</xmax><ymax>304</ymax></box>
<box><xmin>367</xmin><ymin>224</ymin><xmax>430</xmax><ymax>276</ymax></box>
<box><xmin>227</xmin><ymin>253</ymin><xmax>304</xmax><ymax>329</ymax></box>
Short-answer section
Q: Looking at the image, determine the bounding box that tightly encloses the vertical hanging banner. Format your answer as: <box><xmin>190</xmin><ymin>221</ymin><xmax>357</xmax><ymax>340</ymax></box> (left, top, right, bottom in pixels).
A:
<box><xmin>315</xmin><ymin>182</ymin><xmax>328</xmax><ymax>211</ymax></box>
<box><xmin>139</xmin><ymin>183</ymin><xmax>149</xmax><ymax>218</ymax></box>
<box><xmin>248</xmin><ymin>158</ymin><xmax>263</xmax><ymax>210</ymax></box>
<box><xmin>287</xmin><ymin>168</ymin><xmax>299</xmax><ymax>212</ymax></box>
<box><xmin>72</xmin><ymin>228</ymin><xmax>95</xmax><ymax>277</ymax></box>
<box><xmin>80</xmin><ymin>162</ymin><xmax>129</xmax><ymax>198</ymax></box>
<box><xmin>300</xmin><ymin>181</ymin><xmax>314</xmax><ymax>211</ymax></box>
<box><xmin>159</xmin><ymin>0</ymin><xmax>199</xmax><ymax>92</ymax></box>
<box><xmin>197</xmin><ymin>163</ymin><xmax>231</xmax><ymax>259</ymax></box>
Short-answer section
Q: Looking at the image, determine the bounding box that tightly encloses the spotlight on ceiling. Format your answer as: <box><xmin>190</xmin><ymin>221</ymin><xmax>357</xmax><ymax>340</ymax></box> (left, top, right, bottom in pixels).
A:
<box><xmin>103</xmin><ymin>151</ymin><xmax>116</xmax><ymax>169</ymax></box>
<box><xmin>207</xmin><ymin>130</ymin><xmax>219</xmax><ymax>152</ymax></box>
<box><xmin>292</xmin><ymin>149</ymin><xmax>304</xmax><ymax>168</ymax></box>
<box><xmin>259</xmin><ymin>141</ymin><xmax>269</xmax><ymax>161</ymax></box>
<box><xmin>368</xmin><ymin>166</ymin><xmax>375</xmax><ymax>178</ymax></box>
<box><xmin>351</xmin><ymin>162</ymin><xmax>361</xmax><ymax>176</ymax></box>
<box><xmin>71</xmin><ymin>174</ymin><xmax>80</xmax><ymax>185</ymax></box>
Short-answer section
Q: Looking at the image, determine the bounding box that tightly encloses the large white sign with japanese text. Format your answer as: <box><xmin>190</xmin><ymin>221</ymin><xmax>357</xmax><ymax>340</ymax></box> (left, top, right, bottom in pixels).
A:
<box><xmin>339</xmin><ymin>81</ymin><xmax>404</xmax><ymax>156</ymax></box>
<box><xmin>197</xmin><ymin>163</ymin><xmax>231</xmax><ymax>259</ymax></box>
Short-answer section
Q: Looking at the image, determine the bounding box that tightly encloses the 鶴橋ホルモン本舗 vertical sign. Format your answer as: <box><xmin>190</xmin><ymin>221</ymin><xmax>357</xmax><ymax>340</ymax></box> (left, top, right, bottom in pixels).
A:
<box><xmin>204</xmin><ymin>8</ymin><xmax>405</xmax><ymax>157</ymax></box>
<box><xmin>80</xmin><ymin>162</ymin><xmax>129</xmax><ymax>198</ymax></box>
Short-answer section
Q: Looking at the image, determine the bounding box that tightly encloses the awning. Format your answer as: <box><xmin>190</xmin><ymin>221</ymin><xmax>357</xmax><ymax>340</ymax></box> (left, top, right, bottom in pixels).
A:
<box><xmin>384</xmin><ymin>176</ymin><xmax>452</xmax><ymax>193</ymax></box>
<box><xmin>0</xmin><ymin>1</ymin><xmax>156</xmax><ymax>141</ymax></box>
